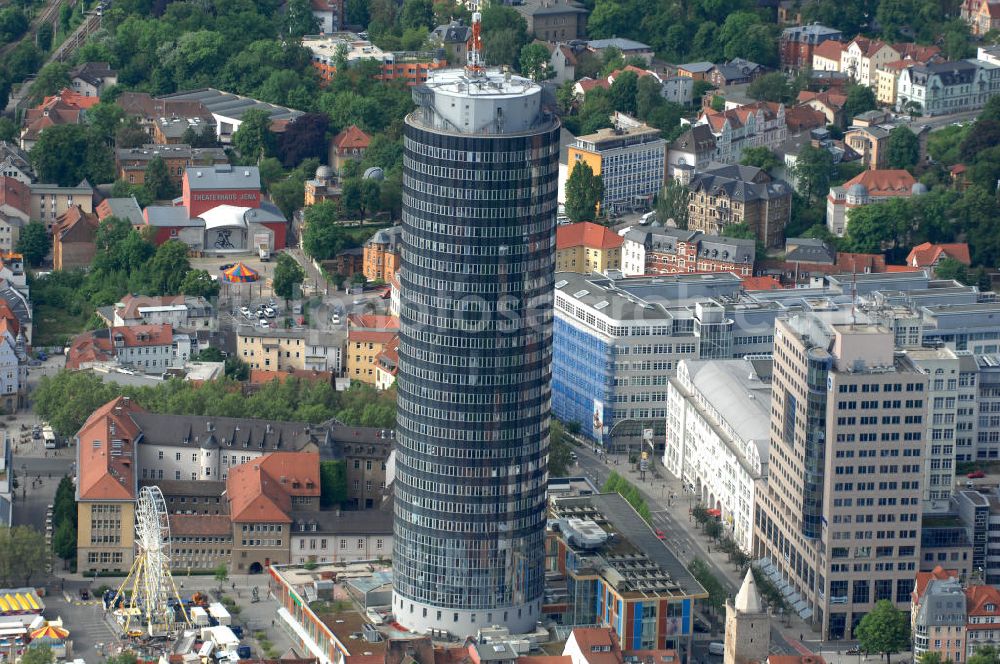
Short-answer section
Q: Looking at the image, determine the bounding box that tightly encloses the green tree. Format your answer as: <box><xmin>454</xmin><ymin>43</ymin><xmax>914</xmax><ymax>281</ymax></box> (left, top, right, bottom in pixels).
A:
<box><xmin>273</xmin><ymin>253</ymin><xmax>305</xmax><ymax>301</ymax></box>
<box><xmin>747</xmin><ymin>72</ymin><xmax>793</xmax><ymax>103</ymax></box>
<box><xmin>225</xmin><ymin>356</ymin><xmax>250</xmax><ymax>381</ymax></box>
<box><xmin>30</xmin><ymin>62</ymin><xmax>71</xmax><ymax>103</ymax></box>
<box><xmin>480</xmin><ymin>4</ymin><xmax>529</xmax><ymax>67</ymax></box>
<box><xmin>53</xmin><ymin>476</ymin><xmax>76</xmax><ymax>530</ymax></box>
<box><xmin>37</xmin><ymin>22</ymin><xmax>54</xmax><ymax>51</ymax></box>
<box><xmin>319</xmin><ymin>460</ymin><xmax>348</xmax><ymax>508</ymax></box>
<box><xmin>968</xmin><ymin>647</ymin><xmax>1000</xmax><ymax>664</ymax></box>
<box><xmin>340</xmin><ymin>178</ymin><xmax>381</xmax><ymax>219</ymax></box>
<box><xmin>58</xmin><ymin>2</ymin><xmax>71</xmax><ymax>33</ymax></box>
<box><xmin>282</xmin><ymin>0</ymin><xmax>320</xmax><ymax>37</ymax></box>
<box><xmin>53</xmin><ymin>520</ymin><xmax>76</xmax><ymax>561</ymax></box>
<box><xmin>192</xmin><ymin>347</ymin><xmax>225</xmax><ymax>362</ymax></box>
<box><xmin>0</xmin><ymin>526</ymin><xmax>48</xmax><ymax>586</ymax></box>
<box><xmin>519</xmin><ymin>42</ymin><xmax>553</xmax><ymax>81</ymax></box>
<box><xmin>213</xmin><ymin>562</ymin><xmax>228</xmax><ymax>590</ymax></box>
<box><xmin>179</xmin><ymin>269</ymin><xmax>220</xmax><ymax>298</ymax></box>
<box><xmin>845</xmin><ymin>198</ymin><xmax>909</xmax><ymax>254</ymax></box>
<box><xmin>0</xmin><ymin>118</ymin><xmax>16</xmax><ymax>144</ymax></box>
<box><xmin>886</xmin><ymin>126</ymin><xmax>920</xmax><ymax>170</ymax></box>
<box><xmin>793</xmin><ymin>144</ymin><xmax>835</xmax><ymax>202</ymax></box>
<box><xmin>232</xmin><ymin>109</ymin><xmax>275</xmax><ymax>163</ymax></box>
<box><xmin>16</xmin><ymin>221</ymin><xmax>50</xmax><ymax>266</ymax></box>
<box><xmin>656</xmin><ymin>179</ymin><xmax>691</xmax><ymax>229</ymax></box>
<box><xmin>934</xmin><ymin>257</ymin><xmax>969</xmax><ymax>283</ymax></box>
<box><xmin>565</xmin><ymin>161</ymin><xmax>604</xmax><ymax>222</ymax></box>
<box><xmin>33</xmin><ymin>371</ymin><xmax>120</xmax><ymax>435</ymax></box>
<box><xmin>31</xmin><ymin>124</ymin><xmax>114</xmax><ymax>186</ymax></box>
<box><xmin>548</xmin><ymin>420</ymin><xmax>574</xmax><ymax>477</ymax></box>
<box><xmin>400</xmin><ymin>0</ymin><xmax>434</xmax><ymax>30</ymax></box>
<box><xmin>302</xmin><ymin>201</ymin><xmax>344</xmax><ymax>260</ymax></box>
<box><xmin>741</xmin><ymin>146</ymin><xmax>781</xmax><ymax>173</ymax></box>
<box><xmin>855</xmin><ymin>600</ymin><xmax>910</xmax><ymax>663</ymax></box>
<box><xmin>144</xmin><ymin>240</ymin><xmax>191</xmax><ymax>295</ymax></box>
<box><xmin>844</xmin><ymin>83</ymin><xmax>877</xmax><ymax>121</ymax></box>
<box><xmin>143</xmin><ymin>156</ymin><xmax>178</xmax><ymax>200</ymax></box>
<box><xmin>19</xmin><ymin>645</ymin><xmax>54</xmax><ymax>664</ymax></box>
<box><xmin>609</xmin><ymin>70</ymin><xmax>639</xmax><ymax>115</ymax></box>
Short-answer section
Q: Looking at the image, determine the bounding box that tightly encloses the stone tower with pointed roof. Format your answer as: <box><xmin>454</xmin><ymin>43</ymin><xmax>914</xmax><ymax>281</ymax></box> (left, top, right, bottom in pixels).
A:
<box><xmin>725</xmin><ymin>569</ymin><xmax>770</xmax><ymax>664</ymax></box>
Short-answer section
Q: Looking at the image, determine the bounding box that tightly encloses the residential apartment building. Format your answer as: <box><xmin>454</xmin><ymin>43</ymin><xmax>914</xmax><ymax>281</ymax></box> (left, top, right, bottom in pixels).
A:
<box><xmin>116</xmin><ymin>144</ymin><xmax>228</xmax><ymax>187</ymax></box>
<box><xmin>566</xmin><ymin>122</ymin><xmax>665</xmax><ymax>215</ymax></box>
<box><xmin>695</xmin><ymin>102</ymin><xmax>788</xmax><ymax>166</ymax></box>
<box><xmin>621</xmin><ymin>227</ymin><xmax>755</xmax><ymax>277</ymax></box>
<box><xmin>237</xmin><ymin>325</ymin><xmax>346</xmax><ymax>374</ymax></box>
<box><xmin>555</xmin><ymin>222</ymin><xmax>623</xmax><ymax>274</ymax></box>
<box><xmin>0</xmin><ymin>142</ymin><xmax>33</xmax><ymax>184</ymax></box>
<box><xmin>662</xmin><ymin>75</ymin><xmax>694</xmax><ymax>105</ymax></box>
<box><xmin>69</xmin><ymin>62</ymin><xmax>117</xmax><ymax>98</ymax></box>
<box><xmin>512</xmin><ymin>0</ymin><xmax>588</xmax><ymax>41</ymax></box>
<box><xmin>844</xmin><ymin>111</ymin><xmax>894</xmax><ymax>169</ymax></box>
<box><xmin>912</xmin><ymin>567</ymin><xmax>1000</xmax><ymax>663</ymax></box>
<box><xmin>29</xmin><ymin>181</ymin><xmax>94</xmax><ymax>231</ymax></box>
<box><xmin>812</xmin><ymin>40</ymin><xmax>845</xmax><ymax>72</ymax></box>
<box><xmin>664</xmin><ymin>357</ymin><xmax>771</xmax><ymax>554</ymax></box>
<box><xmin>547</xmin><ymin>493</ymin><xmax>708</xmax><ymax>656</ymax></box>
<box><xmin>96</xmin><ymin>294</ymin><xmax>217</xmax><ymax>334</ymax></box>
<box><xmin>754</xmin><ymin>313</ymin><xmax>927</xmax><ymax>640</ymax></box>
<box><xmin>826</xmin><ymin>169</ymin><xmax>923</xmax><ymax>237</ymax></box>
<box><xmin>897</xmin><ymin>60</ymin><xmax>1000</xmax><ymax>116</ymax></box>
<box><xmin>683</xmin><ymin>163</ymin><xmax>792</xmax><ymax>249</ymax></box>
<box><xmin>667</xmin><ymin>125</ymin><xmax>717</xmax><ymax>177</ymax></box>
<box><xmin>840</xmin><ymin>37</ymin><xmax>900</xmax><ymax>86</ymax></box>
<box><xmin>328</xmin><ymin>125</ymin><xmax>370</xmax><ymax>173</ymax></box>
<box><xmin>345</xmin><ymin>314</ymin><xmax>398</xmax><ymax>385</ymax></box>
<box><xmin>303</xmin><ymin>33</ymin><xmax>447</xmax><ymax>87</ymax></box>
<box><xmin>780</xmin><ymin>24</ymin><xmax>842</xmax><ymax>71</ymax></box>
<box><xmin>362</xmin><ymin>226</ymin><xmax>401</xmax><ymax>283</ymax></box>
<box><xmin>52</xmin><ymin>205</ymin><xmax>99</xmax><ymax>270</ymax></box>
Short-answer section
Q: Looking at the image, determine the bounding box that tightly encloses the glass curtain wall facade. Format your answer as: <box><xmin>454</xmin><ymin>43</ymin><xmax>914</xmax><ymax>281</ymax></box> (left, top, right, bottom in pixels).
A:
<box><xmin>392</xmin><ymin>78</ymin><xmax>560</xmax><ymax>636</ymax></box>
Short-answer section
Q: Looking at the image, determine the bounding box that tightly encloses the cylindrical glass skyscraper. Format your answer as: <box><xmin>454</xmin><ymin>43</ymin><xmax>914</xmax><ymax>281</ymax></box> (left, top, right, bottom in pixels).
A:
<box><xmin>392</xmin><ymin>66</ymin><xmax>560</xmax><ymax>636</ymax></box>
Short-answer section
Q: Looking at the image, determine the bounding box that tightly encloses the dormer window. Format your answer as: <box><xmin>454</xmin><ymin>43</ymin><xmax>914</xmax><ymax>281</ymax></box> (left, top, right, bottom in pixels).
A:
<box><xmin>988</xmin><ymin>604</ymin><xmax>996</xmax><ymax>612</ymax></box>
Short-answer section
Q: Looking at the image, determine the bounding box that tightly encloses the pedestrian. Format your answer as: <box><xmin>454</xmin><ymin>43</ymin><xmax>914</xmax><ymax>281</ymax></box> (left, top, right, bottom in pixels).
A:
<box><xmin>800</xmin><ymin>634</ymin><xmax>803</xmax><ymax>642</ymax></box>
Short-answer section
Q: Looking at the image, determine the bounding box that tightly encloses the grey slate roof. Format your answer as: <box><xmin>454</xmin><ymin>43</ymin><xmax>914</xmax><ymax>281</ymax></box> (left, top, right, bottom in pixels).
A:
<box><xmin>131</xmin><ymin>411</ymin><xmax>323</xmax><ymax>451</ymax></box>
<box><xmin>101</xmin><ymin>197</ymin><xmax>145</xmax><ymax>226</ymax></box>
<box><xmin>432</xmin><ymin>21</ymin><xmax>471</xmax><ymax>44</ymax></box>
<box><xmin>677</xmin><ymin>61</ymin><xmax>714</xmax><ymax>73</ymax></box>
<box><xmin>587</xmin><ymin>38</ymin><xmax>650</xmax><ymax>52</ymax></box>
<box><xmin>0</xmin><ymin>141</ymin><xmax>32</xmax><ymax>174</ymax></box>
<box><xmin>70</xmin><ymin>62</ymin><xmax>116</xmax><ymax>86</ymax></box>
<box><xmin>907</xmin><ymin>60</ymin><xmax>978</xmax><ymax>87</ymax></box>
<box><xmin>291</xmin><ymin>505</ymin><xmax>393</xmax><ymax>535</ymax></box>
<box><xmin>185</xmin><ymin>164</ymin><xmax>260</xmax><ymax>191</ymax></box>
<box><xmin>689</xmin><ymin>163</ymin><xmax>791</xmax><ymax>202</ymax></box>
<box><xmin>139</xmin><ymin>478</ymin><xmax>228</xmax><ymax>497</ymax></box>
<box><xmin>145</xmin><ymin>206</ymin><xmax>202</xmax><ymax>227</ymax></box>
<box><xmin>785</xmin><ymin>237</ymin><xmax>836</xmax><ymax>264</ymax></box>
<box><xmin>515</xmin><ymin>0</ymin><xmax>588</xmax><ymax>15</ymax></box>
<box><xmin>160</xmin><ymin>88</ymin><xmax>304</xmax><ymax>123</ymax></box>
<box><xmin>669</xmin><ymin>123</ymin><xmax>717</xmax><ymax>153</ymax></box>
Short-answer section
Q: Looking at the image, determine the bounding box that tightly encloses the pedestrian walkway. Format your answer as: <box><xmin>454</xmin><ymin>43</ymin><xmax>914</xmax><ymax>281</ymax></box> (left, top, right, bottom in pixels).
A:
<box><xmin>577</xmin><ymin>446</ymin><xmax>822</xmax><ymax>653</ymax></box>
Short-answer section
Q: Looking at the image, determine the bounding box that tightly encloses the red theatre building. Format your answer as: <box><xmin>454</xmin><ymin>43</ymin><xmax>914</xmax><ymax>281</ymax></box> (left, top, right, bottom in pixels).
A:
<box><xmin>183</xmin><ymin>164</ymin><xmax>262</xmax><ymax>217</ymax></box>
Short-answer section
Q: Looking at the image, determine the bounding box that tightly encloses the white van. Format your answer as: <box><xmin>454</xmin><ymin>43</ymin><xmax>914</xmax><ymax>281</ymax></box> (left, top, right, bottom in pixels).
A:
<box><xmin>640</xmin><ymin>211</ymin><xmax>657</xmax><ymax>225</ymax></box>
<box><xmin>708</xmin><ymin>643</ymin><xmax>725</xmax><ymax>656</ymax></box>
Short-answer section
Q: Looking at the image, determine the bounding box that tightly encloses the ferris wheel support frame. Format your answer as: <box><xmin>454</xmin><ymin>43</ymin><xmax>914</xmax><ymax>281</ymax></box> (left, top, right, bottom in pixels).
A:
<box><xmin>110</xmin><ymin>485</ymin><xmax>191</xmax><ymax>637</ymax></box>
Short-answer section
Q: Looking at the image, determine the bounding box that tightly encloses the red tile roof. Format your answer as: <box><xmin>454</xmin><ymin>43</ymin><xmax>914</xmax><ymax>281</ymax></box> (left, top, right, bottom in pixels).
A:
<box><xmin>347</xmin><ymin>314</ymin><xmax>399</xmax><ymax>330</ymax></box>
<box><xmin>66</xmin><ymin>330</ymin><xmax>113</xmax><ymax>369</ymax></box>
<box><xmin>813</xmin><ymin>40</ymin><xmax>845</xmax><ymax>60</ymax></box>
<box><xmin>21</xmin><ymin>96</ymin><xmax>84</xmax><ymax>141</ymax></box>
<box><xmin>907</xmin><ymin>241</ymin><xmax>971</xmax><ymax>268</ymax></box>
<box><xmin>785</xmin><ymin>105</ymin><xmax>827</xmax><ymax>132</ymax></box>
<box><xmin>0</xmin><ymin>177</ymin><xmax>30</xmax><ymax>216</ymax></box>
<box><xmin>967</xmin><ymin>585</ymin><xmax>1000</xmax><ymax>619</ymax></box>
<box><xmin>556</xmin><ymin>222</ymin><xmax>623</xmax><ymax>251</ymax></box>
<box><xmin>375</xmin><ymin>336</ymin><xmax>399</xmax><ymax>376</ymax></box>
<box><xmin>912</xmin><ymin>566</ymin><xmax>959</xmax><ymax>601</ymax></box>
<box><xmin>848</xmin><ymin>36</ymin><xmax>891</xmax><ymax>58</ymax></box>
<box><xmin>742</xmin><ymin>276</ymin><xmax>784</xmax><ymax>291</ymax></box>
<box><xmin>576</xmin><ymin>77</ymin><xmax>610</xmax><ymax>93</ymax></box>
<box><xmin>42</xmin><ymin>88</ymin><xmax>102</xmax><ymax>110</ymax></box>
<box><xmin>55</xmin><ymin>205</ymin><xmax>100</xmax><ymax>241</ymax></box>
<box><xmin>701</xmin><ymin>101</ymin><xmax>782</xmax><ymax>133</ymax></box>
<box><xmin>842</xmin><ymin>169</ymin><xmax>917</xmax><ymax>196</ymax></box>
<box><xmin>798</xmin><ymin>90</ymin><xmax>847</xmax><ymax>109</ymax></box>
<box><xmin>169</xmin><ymin>514</ymin><xmax>232</xmax><ymax>536</ymax></box>
<box><xmin>835</xmin><ymin>252</ymin><xmax>887</xmax><ymax>273</ymax></box>
<box><xmin>114</xmin><ymin>294</ymin><xmax>184</xmax><ymax>320</ymax></box>
<box><xmin>567</xmin><ymin>628</ymin><xmax>623</xmax><ymax>664</ymax></box>
<box><xmin>76</xmin><ymin>396</ymin><xmax>144</xmax><ymax>501</ymax></box>
<box><xmin>112</xmin><ymin>324</ymin><xmax>173</xmax><ymax>347</ymax></box>
<box><xmin>893</xmin><ymin>43</ymin><xmax>941</xmax><ymax>63</ymax></box>
<box><xmin>226</xmin><ymin>451</ymin><xmax>321</xmax><ymax>523</ymax></box>
<box><xmin>332</xmin><ymin>125</ymin><xmax>371</xmax><ymax>151</ymax></box>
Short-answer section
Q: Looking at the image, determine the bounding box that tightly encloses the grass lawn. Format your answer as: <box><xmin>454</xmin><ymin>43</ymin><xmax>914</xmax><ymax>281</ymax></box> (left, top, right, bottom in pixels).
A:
<box><xmin>33</xmin><ymin>303</ymin><xmax>91</xmax><ymax>347</ymax></box>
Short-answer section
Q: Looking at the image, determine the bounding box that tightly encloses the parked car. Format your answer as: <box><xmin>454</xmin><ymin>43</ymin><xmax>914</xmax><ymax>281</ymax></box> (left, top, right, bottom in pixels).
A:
<box><xmin>968</xmin><ymin>470</ymin><xmax>986</xmax><ymax>479</ymax></box>
<box><xmin>655</xmin><ymin>529</ymin><xmax>666</xmax><ymax>540</ymax></box>
<box><xmin>79</xmin><ymin>588</ymin><xmax>90</xmax><ymax>600</ymax></box>
<box><xmin>240</xmin><ymin>306</ymin><xmax>250</xmax><ymax>316</ymax></box>
<box><xmin>259</xmin><ymin>319</ymin><xmax>269</xmax><ymax>328</ymax></box>
<box><xmin>332</xmin><ymin>314</ymin><xmax>341</xmax><ymax>325</ymax></box>
<box><xmin>264</xmin><ymin>307</ymin><xmax>276</xmax><ymax>318</ymax></box>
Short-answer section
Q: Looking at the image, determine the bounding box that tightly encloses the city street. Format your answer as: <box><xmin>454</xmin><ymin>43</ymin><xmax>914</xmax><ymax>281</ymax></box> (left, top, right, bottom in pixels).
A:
<box><xmin>569</xmin><ymin>443</ymin><xmax>825</xmax><ymax>657</ymax></box>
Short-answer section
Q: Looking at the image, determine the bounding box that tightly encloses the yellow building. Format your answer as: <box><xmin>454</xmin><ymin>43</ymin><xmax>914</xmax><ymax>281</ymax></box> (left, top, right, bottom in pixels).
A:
<box><xmin>555</xmin><ymin>221</ymin><xmax>623</xmax><ymax>274</ymax></box>
<box><xmin>875</xmin><ymin>62</ymin><xmax>908</xmax><ymax>106</ymax></box>
<box><xmin>75</xmin><ymin>397</ymin><xmax>142</xmax><ymax>575</ymax></box>
<box><xmin>346</xmin><ymin>314</ymin><xmax>398</xmax><ymax>385</ymax></box>
<box><xmin>565</xmin><ymin>120</ymin><xmax>666</xmax><ymax>216</ymax></box>
<box><xmin>237</xmin><ymin>326</ymin><xmax>344</xmax><ymax>373</ymax></box>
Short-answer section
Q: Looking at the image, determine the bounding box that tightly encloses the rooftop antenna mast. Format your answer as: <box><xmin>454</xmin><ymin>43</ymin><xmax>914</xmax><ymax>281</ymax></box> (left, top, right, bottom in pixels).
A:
<box><xmin>466</xmin><ymin>0</ymin><xmax>485</xmax><ymax>76</ymax></box>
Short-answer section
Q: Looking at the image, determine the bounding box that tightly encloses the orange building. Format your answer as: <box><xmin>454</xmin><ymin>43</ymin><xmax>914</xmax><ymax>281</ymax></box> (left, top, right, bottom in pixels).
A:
<box><xmin>363</xmin><ymin>226</ymin><xmax>402</xmax><ymax>283</ymax></box>
<box><xmin>303</xmin><ymin>34</ymin><xmax>448</xmax><ymax>87</ymax></box>
<box><xmin>555</xmin><ymin>222</ymin><xmax>623</xmax><ymax>274</ymax></box>
<box><xmin>329</xmin><ymin>125</ymin><xmax>371</xmax><ymax>173</ymax></box>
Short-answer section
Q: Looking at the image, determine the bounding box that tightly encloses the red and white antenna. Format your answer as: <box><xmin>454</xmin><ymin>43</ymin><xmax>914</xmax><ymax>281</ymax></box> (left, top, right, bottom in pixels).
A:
<box><xmin>466</xmin><ymin>0</ymin><xmax>484</xmax><ymax>75</ymax></box>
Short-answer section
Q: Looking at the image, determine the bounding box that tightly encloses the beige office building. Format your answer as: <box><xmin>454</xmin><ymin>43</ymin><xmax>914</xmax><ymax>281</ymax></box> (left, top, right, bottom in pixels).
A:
<box><xmin>754</xmin><ymin>313</ymin><xmax>927</xmax><ymax>641</ymax></box>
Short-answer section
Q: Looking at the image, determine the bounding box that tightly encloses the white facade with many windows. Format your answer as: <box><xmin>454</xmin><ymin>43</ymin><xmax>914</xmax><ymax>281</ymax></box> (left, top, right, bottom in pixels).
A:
<box><xmin>664</xmin><ymin>357</ymin><xmax>771</xmax><ymax>553</ymax></box>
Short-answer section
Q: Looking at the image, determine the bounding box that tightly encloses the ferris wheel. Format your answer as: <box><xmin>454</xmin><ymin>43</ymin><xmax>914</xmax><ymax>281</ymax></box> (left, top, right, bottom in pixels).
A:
<box><xmin>110</xmin><ymin>486</ymin><xmax>190</xmax><ymax>637</ymax></box>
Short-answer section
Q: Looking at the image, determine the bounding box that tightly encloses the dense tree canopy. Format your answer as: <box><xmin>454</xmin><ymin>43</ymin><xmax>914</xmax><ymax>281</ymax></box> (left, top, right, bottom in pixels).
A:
<box><xmin>565</xmin><ymin>162</ymin><xmax>604</xmax><ymax>222</ymax></box>
<box><xmin>16</xmin><ymin>222</ymin><xmax>50</xmax><ymax>267</ymax></box>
